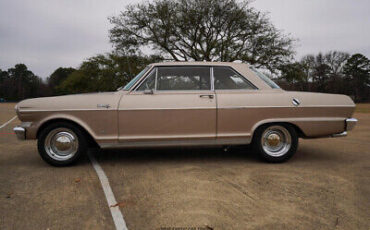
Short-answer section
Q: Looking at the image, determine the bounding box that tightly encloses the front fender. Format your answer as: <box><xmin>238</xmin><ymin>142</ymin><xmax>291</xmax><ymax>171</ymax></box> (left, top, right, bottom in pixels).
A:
<box><xmin>26</xmin><ymin>113</ymin><xmax>97</xmax><ymax>141</ymax></box>
<box><xmin>21</xmin><ymin>109</ymin><xmax>118</xmax><ymax>145</ymax></box>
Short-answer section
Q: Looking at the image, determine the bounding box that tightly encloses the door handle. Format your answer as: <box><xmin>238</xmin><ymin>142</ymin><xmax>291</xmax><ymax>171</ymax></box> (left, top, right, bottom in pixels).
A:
<box><xmin>97</xmin><ymin>104</ymin><xmax>111</xmax><ymax>109</ymax></box>
<box><xmin>199</xmin><ymin>94</ymin><xmax>214</xmax><ymax>99</ymax></box>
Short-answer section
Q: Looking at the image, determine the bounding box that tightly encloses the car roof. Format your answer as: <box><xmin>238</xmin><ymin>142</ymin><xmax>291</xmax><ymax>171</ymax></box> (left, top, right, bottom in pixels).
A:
<box><xmin>151</xmin><ymin>61</ymin><xmax>249</xmax><ymax>68</ymax></box>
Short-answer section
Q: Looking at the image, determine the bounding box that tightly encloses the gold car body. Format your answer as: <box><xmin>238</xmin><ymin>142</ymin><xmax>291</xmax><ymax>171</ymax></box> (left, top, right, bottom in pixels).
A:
<box><xmin>14</xmin><ymin>62</ymin><xmax>357</xmax><ymax>148</ymax></box>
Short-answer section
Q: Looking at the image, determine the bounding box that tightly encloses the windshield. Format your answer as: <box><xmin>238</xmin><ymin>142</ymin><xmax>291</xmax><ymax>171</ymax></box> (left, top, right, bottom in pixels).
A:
<box><xmin>120</xmin><ymin>66</ymin><xmax>150</xmax><ymax>91</ymax></box>
<box><xmin>250</xmin><ymin>67</ymin><xmax>280</xmax><ymax>89</ymax></box>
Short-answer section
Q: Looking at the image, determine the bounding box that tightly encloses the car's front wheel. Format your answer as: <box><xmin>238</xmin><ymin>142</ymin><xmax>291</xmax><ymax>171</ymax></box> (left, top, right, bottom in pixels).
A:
<box><xmin>253</xmin><ymin>124</ymin><xmax>298</xmax><ymax>163</ymax></box>
<box><xmin>37</xmin><ymin>122</ymin><xmax>87</xmax><ymax>166</ymax></box>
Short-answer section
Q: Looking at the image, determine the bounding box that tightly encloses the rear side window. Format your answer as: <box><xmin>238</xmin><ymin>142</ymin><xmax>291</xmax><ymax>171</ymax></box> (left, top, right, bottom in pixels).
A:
<box><xmin>213</xmin><ymin>67</ymin><xmax>256</xmax><ymax>90</ymax></box>
<box><xmin>157</xmin><ymin>67</ymin><xmax>210</xmax><ymax>90</ymax></box>
<box><xmin>250</xmin><ymin>67</ymin><xmax>280</xmax><ymax>89</ymax></box>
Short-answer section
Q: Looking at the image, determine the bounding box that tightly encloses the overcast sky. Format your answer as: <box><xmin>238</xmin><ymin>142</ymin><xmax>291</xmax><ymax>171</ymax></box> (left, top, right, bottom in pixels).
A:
<box><xmin>0</xmin><ymin>0</ymin><xmax>369</xmax><ymax>78</ymax></box>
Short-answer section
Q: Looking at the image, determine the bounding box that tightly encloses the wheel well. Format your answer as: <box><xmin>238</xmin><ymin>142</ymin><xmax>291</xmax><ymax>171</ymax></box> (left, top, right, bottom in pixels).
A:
<box><xmin>290</xmin><ymin>123</ymin><xmax>305</xmax><ymax>138</ymax></box>
<box><xmin>253</xmin><ymin>122</ymin><xmax>305</xmax><ymax>139</ymax></box>
<box><xmin>37</xmin><ymin>118</ymin><xmax>99</xmax><ymax>148</ymax></box>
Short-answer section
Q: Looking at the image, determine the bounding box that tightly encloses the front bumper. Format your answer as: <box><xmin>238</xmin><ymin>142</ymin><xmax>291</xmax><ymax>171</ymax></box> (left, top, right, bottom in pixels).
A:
<box><xmin>13</xmin><ymin>122</ymin><xmax>32</xmax><ymax>140</ymax></box>
<box><xmin>13</xmin><ymin>126</ymin><xmax>26</xmax><ymax>140</ymax></box>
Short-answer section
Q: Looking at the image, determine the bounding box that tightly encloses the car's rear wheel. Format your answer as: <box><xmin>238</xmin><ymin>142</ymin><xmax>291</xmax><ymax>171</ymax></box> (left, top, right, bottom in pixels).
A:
<box><xmin>253</xmin><ymin>124</ymin><xmax>298</xmax><ymax>163</ymax></box>
<box><xmin>37</xmin><ymin>122</ymin><xmax>87</xmax><ymax>166</ymax></box>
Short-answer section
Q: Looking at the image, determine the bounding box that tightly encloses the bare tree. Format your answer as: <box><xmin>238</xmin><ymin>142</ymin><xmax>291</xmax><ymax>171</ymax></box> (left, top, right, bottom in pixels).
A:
<box><xmin>324</xmin><ymin>51</ymin><xmax>350</xmax><ymax>75</ymax></box>
<box><xmin>109</xmin><ymin>0</ymin><xmax>295</xmax><ymax>72</ymax></box>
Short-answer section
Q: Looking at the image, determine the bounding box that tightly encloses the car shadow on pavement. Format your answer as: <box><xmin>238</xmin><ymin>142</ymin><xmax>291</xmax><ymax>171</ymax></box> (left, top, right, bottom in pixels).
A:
<box><xmin>1</xmin><ymin>144</ymin><xmax>336</xmax><ymax>168</ymax></box>
<box><xmin>85</xmin><ymin>145</ymin><xmax>261</xmax><ymax>166</ymax></box>
<box><xmin>78</xmin><ymin>143</ymin><xmax>339</xmax><ymax>167</ymax></box>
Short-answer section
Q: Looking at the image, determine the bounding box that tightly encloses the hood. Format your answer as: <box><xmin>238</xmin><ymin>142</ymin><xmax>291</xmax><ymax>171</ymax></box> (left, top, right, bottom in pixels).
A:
<box><xmin>16</xmin><ymin>91</ymin><xmax>121</xmax><ymax>113</ymax></box>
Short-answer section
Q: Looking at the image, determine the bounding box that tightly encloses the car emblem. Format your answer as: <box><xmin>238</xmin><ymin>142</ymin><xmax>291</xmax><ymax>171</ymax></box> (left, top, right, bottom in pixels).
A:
<box><xmin>292</xmin><ymin>98</ymin><xmax>301</xmax><ymax>106</ymax></box>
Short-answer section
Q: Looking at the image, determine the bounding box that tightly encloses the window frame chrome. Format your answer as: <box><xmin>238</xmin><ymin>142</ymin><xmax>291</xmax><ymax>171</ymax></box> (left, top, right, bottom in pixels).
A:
<box><xmin>131</xmin><ymin>64</ymin><xmax>258</xmax><ymax>93</ymax></box>
<box><xmin>135</xmin><ymin>65</ymin><xmax>213</xmax><ymax>93</ymax></box>
<box><xmin>154</xmin><ymin>67</ymin><xmax>158</xmax><ymax>92</ymax></box>
<box><xmin>134</xmin><ymin>67</ymin><xmax>157</xmax><ymax>92</ymax></box>
<box><xmin>128</xmin><ymin>65</ymin><xmax>155</xmax><ymax>92</ymax></box>
<box><xmin>210</xmin><ymin>66</ymin><xmax>215</xmax><ymax>91</ymax></box>
<box><xmin>249</xmin><ymin>66</ymin><xmax>280</xmax><ymax>89</ymax></box>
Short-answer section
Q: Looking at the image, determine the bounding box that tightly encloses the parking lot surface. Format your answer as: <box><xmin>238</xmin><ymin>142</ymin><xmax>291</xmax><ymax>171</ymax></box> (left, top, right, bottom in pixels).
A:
<box><xmin>0</xmin><ymin>103</ymin><xmax>369</xmax><ymax>230</ymax></box>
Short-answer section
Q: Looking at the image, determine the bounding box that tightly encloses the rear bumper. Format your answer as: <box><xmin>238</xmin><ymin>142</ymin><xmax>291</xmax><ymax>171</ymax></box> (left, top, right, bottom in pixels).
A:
<box><xmin>331</xmin><ymin>118</ymin><xmax>357</xmax><ymax>138</ymax></box>
<box><xmin>13</xmin><ymin>126</ymin><xmax>26</xmax><ymax>140</ymax></box>
<box><xmin>345</xmin><ymin>118</ymin><xmax>357</xmax><ymax>131</ymax></box>
<box><xmin>331</xmin><ymin>131</ymin><xmax>347</xmax><ymax>137</ymax></box>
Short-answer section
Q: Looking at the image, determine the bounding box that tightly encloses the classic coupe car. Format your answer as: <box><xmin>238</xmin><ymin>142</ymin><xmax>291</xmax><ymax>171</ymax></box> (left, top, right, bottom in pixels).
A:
<box><xmin>14</xmin><ymin>62</ymin><xmax>357</xmax><ymax>166</ymax></box>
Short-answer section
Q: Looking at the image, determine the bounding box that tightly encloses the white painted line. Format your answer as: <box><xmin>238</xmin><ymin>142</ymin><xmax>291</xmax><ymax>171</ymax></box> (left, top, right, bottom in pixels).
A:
<box><xmin>0</xmin><ymin>116</ymin><xmax>17</xmax><ymax>129</ymax></box>
<box><xmin>87</xmin><ymin>150</ymin><xmax>128</xmax><ymax>230</ymax></box>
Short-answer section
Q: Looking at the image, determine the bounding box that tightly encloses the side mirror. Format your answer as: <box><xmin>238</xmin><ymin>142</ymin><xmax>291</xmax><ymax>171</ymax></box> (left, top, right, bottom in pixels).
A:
<box><xmin>144</xmin><ymin>89</ymin><xmax>154</xmax><ymax>94</ymax></box>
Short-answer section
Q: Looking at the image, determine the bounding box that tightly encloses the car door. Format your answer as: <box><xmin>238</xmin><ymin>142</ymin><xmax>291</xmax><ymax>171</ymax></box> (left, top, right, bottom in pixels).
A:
<box><xmin>118</xmin><ymin>66</ymin><xmax>216</xmax><ymax>143</ymax></box>
<box><xmin>213</xmin><ymin>66</ymin><xmax>258</xmax><ymax>141</ymax></box>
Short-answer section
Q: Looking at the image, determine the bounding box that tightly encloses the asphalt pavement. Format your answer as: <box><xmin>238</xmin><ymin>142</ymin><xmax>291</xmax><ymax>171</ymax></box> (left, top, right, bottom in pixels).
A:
<box><xmin>0</xmin><ymin>103</ymin><xmax>369</xmax><ymax>230</ymax></box>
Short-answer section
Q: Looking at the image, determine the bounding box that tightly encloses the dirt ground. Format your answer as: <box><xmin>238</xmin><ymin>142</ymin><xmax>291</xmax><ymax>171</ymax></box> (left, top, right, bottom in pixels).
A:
<box><xmin>0</xmin><ymin>102</ymin><xmax>369</xmax><ymax>230</ymax></box>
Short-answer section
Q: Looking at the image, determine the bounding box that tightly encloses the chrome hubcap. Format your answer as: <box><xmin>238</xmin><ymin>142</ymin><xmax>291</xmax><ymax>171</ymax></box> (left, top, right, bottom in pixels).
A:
<box><xmin>261</xmin><ymin>125</ymin><xmax>291</xmax><ymax>157</ymax></box>
<box><xmin>44</xmin><ymin>128</ymin><xmax>79</xmax><ymax>161</ymax></box>
<box><xmin>266</xmin><ymin>133</ymin><xmax>281</xmax><ymax>147</ymax></box>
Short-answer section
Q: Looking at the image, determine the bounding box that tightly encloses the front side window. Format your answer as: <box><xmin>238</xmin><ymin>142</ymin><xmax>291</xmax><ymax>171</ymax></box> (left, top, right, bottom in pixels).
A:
<box><xmin>121</xmin><ymin>66</ymin><xmax>150</xmax><ymax>90</ymax></box>
<box><xmin>157</xmin><ymin>67</ymin><xmax>210</xmax><ymax>91</ymax></box>
<box><xmin>136</xmin><ymin>69</ymin><xmax>156</xmax><ymax>91</ymax></box>
<box><xmin>213</xmin><ymin>67</ymin><xmax>256</xmax><ymax>90</ymax></box>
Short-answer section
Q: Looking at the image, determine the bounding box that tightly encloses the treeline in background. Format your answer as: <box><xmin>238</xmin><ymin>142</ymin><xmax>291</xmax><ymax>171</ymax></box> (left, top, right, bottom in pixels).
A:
<box><xmin>0</xmin><ymin>0</ymin><xmax>369</xmax><ymax>102</ymax></box>
<box><xmin>277</xmin><ymin>52</ymin><xmax>370</xmax><ymax>102</ymax></box>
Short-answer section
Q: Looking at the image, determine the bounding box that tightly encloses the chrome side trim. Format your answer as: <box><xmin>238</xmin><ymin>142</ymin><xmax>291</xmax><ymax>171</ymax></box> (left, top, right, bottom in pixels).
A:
<box><xmin>120</xmin><ymin>106</ymin><xmax>354</xmax><ymax>111</ymax></box>
<box><xmin>13</xmin><ymin>126</ymin><xmax>26</xmax><ymax>140</ymax></box>
<box><xmin>331</xmin><ymin>131</ymin><xmax>347</xmax><ymax>138</ymax></box>
<box><xmin>18</xmin><ymin>105</ymin><xmax>354</xmax><ymax>113</ymax></box>
<box><xmin>19</xmin><ymin>108</ymin><xmax>117</xmax><ymax>112</ymax></box>
<box><xmin>216</xmin><ymin>133</ymin><xmax>251</xmax><ymax>138</ymax></box>
<box><xmin>119</xmin><ymin>107</ymin><xmax>215</xmax><ymax>111</ymax></box>
<box><xmin>219</xmin><ymin>105</ymin><xmax>355</xmax><ymax>109</ymax></box>
<box><xmin>119</xmin><ymin>133</ymin><xmax>216</xmax><ymax>140</ymax></box>
<box><xmin>100</xmin><ymin>138</ymin><xmax>251</xmax><ymax>149</ymax></box>
<box><xmin>345</xmin><ymin>118</ymin><xmax>357</xmax><ymax>131</ymax></box>
<box><xmin>97</xmin><ymin>104</ymin><xmax>111</xmax><ymax>109</ymax></box>
<box><xmin>119</xmin><ymin>134</ymin><xmax>215</xmax><ymax>141</ymax></box>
